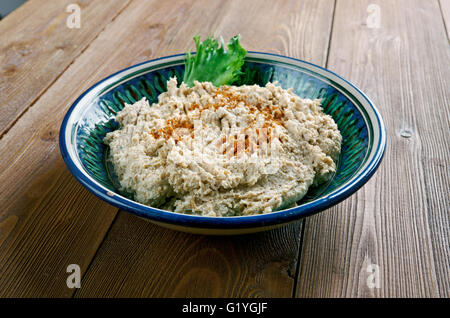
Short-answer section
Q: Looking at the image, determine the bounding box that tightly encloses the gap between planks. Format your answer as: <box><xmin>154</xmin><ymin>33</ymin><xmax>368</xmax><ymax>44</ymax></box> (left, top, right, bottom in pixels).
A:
<box><xmin>438</xmin><ymin>0</ymin><xmax>450</xmax><ymax>40</ymax></box>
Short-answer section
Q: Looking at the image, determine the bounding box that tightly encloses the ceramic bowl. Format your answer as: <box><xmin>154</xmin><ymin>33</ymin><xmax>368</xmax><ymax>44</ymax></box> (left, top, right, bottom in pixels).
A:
<box><xmin>59</xmin><ymin>52</ymin><xmax>386</xmax><ymax>235</ymax></box>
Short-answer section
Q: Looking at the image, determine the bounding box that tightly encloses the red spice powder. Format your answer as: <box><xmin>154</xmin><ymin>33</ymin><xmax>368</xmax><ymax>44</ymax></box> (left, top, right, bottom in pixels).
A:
<box><xmin>149</xmin><ymin>86</ymin><xmax>285</xmax><ymax>147</ymax></box>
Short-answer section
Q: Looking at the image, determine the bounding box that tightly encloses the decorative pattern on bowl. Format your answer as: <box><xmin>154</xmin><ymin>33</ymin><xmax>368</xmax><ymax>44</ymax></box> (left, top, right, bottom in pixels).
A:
<box><xmin>60</xmin><ymin>52</ymin><xmax>386</xmax><ymax>235</ymax></box>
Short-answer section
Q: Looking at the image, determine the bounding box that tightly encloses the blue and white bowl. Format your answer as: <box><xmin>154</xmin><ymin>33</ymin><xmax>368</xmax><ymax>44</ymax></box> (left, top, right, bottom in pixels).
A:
<box><xmin>59</xmin><ymin>52</ymin><xmax>386</xmax><ymax>235</ymax></box>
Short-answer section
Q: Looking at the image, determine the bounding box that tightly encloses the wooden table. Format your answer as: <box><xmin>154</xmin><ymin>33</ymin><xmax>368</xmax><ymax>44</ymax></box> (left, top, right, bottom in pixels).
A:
<box><xmin>0</xmin><ymin>0</ymin><xmax>448</xmax><ymax>298</ymax></box>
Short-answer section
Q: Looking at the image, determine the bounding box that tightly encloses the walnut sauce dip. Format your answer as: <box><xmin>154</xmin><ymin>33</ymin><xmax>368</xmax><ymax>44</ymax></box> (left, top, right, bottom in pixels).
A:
<box><xmin>104</xmin><ymin>78</ymin><xmax>341</xmax><ymax>216</ymax></box>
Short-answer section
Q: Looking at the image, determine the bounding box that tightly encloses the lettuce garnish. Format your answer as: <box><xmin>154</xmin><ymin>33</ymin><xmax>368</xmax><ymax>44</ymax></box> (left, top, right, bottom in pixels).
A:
<box><xmin>183</xmin><ymin>35</ymin><xmax>247</xmax><ymax>87</ymax></box>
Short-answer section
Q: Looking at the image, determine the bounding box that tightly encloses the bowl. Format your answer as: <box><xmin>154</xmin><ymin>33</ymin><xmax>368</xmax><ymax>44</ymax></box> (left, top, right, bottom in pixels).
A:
<box><xmin>59</xmin><ymin>52</ymin><xmax>386</xmax><ymax>235</ymax></box>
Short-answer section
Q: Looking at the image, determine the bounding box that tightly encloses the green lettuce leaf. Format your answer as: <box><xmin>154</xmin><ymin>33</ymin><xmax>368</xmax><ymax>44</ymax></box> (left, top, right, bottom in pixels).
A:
<box><xmin>183</xmin><ymin>35</ymin><xmax>247</xmax><ymax>87</ymax></box>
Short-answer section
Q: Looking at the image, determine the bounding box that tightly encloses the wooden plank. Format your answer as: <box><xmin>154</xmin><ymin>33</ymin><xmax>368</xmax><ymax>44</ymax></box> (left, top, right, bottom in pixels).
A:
<box><xmin>0</xmin><ymin>0</ymin><xmax>131</xmax><ymax>137</ymax></box>
<box><xmin>439</xmin><ymin>0</ymin><xmax>450</xmax><ymax>40</ymax></box>
<box><xmin>0</xmin><ymin>0</ymin><xmax>136</xmax><ymax>297</ymax></box>
<box><xmin>0</xmin><ymin>164</ymin><xmax>117</xmax><ymax>297</ymax></box>
<box><xmin>76</xmin><ymin>213</ymin><xmax>301</xmax><ymax>297</ymax></box>
<box><xmin>296</xmin><ymin>0</ymin><xmax>449</xmax><ymax>297</ymax></box>
<box><xmin>73</xmin><ymin>0</ymin><xmax>336</xmax><ymax>297</ymax></box>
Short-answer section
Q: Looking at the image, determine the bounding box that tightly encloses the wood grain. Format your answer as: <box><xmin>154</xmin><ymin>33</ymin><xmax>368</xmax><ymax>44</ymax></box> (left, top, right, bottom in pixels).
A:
<box><xmin>0</xmin><ymin>0</ymin><xmax>131</xmax><ymax>137</ymax></box>
<box><xmin>72</xmin><ymin>0</ymin><xmax>336</xmax><ymax>298</ymax></box>
<box><xmin>76</xmin><ymin>214</ymin><xmax>301</xmax><ymax>298</ymax></box>
<box><xmin>296</xmin><ymin>0</ymin><xmax>450</xmax><ymax>297</ymax></box>
<box><xmin>0</xmin><ymin>164</ymin><xmax>117</xmax><ymax>297</ymax></box>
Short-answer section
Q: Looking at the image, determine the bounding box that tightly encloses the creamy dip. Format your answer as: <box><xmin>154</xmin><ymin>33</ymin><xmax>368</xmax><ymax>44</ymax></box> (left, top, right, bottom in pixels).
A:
<box><xmin>104</xmin><ymin>78</ymin><xmax>342</xmax><ymax>216</ymax></box>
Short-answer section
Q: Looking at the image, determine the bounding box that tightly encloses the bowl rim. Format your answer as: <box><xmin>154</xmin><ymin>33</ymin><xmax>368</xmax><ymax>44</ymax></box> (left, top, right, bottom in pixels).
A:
<box><xmin>59</xmin><ymin>51</ymin><xmax>386</xmax><ymax>229</ymax></box>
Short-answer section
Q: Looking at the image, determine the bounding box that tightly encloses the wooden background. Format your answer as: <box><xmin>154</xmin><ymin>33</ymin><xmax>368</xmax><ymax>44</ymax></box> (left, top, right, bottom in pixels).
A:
<box><xmin>0</xmin><ymin>0</ymin><xmax>448</xmax><ymax>298</ymax></box>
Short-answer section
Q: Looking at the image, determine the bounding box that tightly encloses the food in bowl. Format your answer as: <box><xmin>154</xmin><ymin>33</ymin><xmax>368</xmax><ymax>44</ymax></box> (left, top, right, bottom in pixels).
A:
<box><xmin>104</xmin><ymin>77</ymin><xmax>341</xmax><ymax>216</ymax></box>
<box><xmin>101</xmin><ymin>35</ymin><xmax>341</xmax><ymax>216</ymax></box>
<box><xmin>59</xmin><ymin>33</ymin><xmax>386</xmax><ymax>232</ymax></box>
